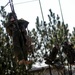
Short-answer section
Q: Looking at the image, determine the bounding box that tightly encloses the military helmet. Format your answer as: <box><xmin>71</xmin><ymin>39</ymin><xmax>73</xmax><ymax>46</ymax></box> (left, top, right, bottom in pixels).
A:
<box><xmin>6</xmin><ymin>12</ymin><xmax>17</xmax><ymax>22</ymax></box>
<box><xmin>7</xmin><ymin>13</ymin><xmax>14</xmax><ymax>21</ymax></box>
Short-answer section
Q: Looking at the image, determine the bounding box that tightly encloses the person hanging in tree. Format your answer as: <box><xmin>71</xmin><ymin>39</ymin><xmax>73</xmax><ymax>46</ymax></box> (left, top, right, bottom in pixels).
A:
<box><xmin>4</xmin><ymin>12</ymin><xmax>32</xmax><ymax>65</ymax></box>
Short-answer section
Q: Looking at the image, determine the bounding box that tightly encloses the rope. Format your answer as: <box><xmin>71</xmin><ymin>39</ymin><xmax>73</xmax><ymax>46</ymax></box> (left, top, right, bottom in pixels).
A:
<box><xmin>14</xmin><ymin>0</ymin><xmax>38</xmax><ymax>5</ymax></box>
<box><xmin>3</xmin><ymin>2</ymin><xmax>10</xmax><ymax>8</ymax></box>
<box><xmin>0</xmin><ymin>0</ymin><xmax>38</xmax><ymax>9</ymax></box>
<box><xmin>58</xmin><ymin>0</ymin><xmax>64</xmax><ymax>23</ymax></box>
<box><xmin>38</xmin><ymin>0</ymin><xmax>44</xmax><ymax>23</ymax></box>
<box><xmin>9</xmin><ymin>0</ymin><xmax>15</xmax><ymax>13</ymax></box>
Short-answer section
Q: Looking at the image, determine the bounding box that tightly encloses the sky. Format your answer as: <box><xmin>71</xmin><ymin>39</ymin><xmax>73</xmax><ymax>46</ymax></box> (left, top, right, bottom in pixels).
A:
<box><xmin>0</xmin><ymin>0</ymin><xmax>75</xmax><ymax>67</ymax></box>
<box><xmin>0</xmin><ymin>0</ymin><xmax>75</xmax><ymax>33</ymax></box>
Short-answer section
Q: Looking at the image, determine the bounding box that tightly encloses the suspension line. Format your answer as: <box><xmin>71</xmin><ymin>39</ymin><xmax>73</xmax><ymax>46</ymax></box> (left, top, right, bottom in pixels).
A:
<box><xmin>39</xmin><ymin>0</ymin><xmax>44</xmax><ymax>23</ymax></box>
<box><xmin>58</xmin><ymin>0</ymin><xmax>64</xmax><ymax>23</ymax></box>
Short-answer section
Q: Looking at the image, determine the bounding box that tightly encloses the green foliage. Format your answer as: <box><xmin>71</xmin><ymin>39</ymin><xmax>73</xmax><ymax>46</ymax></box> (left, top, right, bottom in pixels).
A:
<box><xmin>0</xmin><ymin>4</ymin><xmax>75</xmax><ymax>74</ymax></box>
<box><xmin>31</xmin><ymin>9</ymin><xmax>74</xmax><ymax>65</ymax></box>
<box><xmin>0</xmin><ymin>25</ymin><xmax>14</xmax><ymax>74</ymax></box>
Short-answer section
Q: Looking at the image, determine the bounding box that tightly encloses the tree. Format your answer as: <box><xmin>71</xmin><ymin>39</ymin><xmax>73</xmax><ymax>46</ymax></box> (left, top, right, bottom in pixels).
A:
<box><xmin>32</xmin><ymin>9</ymin><xmax>75</xmax><ymax>74</ymax></box>
<box><xmin>32</xmin><ymin>9</ymin><xmax>71</xmax><ymax>63</ymax></box>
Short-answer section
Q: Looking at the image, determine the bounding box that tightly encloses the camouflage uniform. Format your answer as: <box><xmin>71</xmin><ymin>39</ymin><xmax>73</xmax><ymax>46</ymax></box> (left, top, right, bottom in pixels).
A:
<box><xmin>5</xmin><ymin>13</ymin><xmax>29</xmax><ymax>61</ymax></box>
